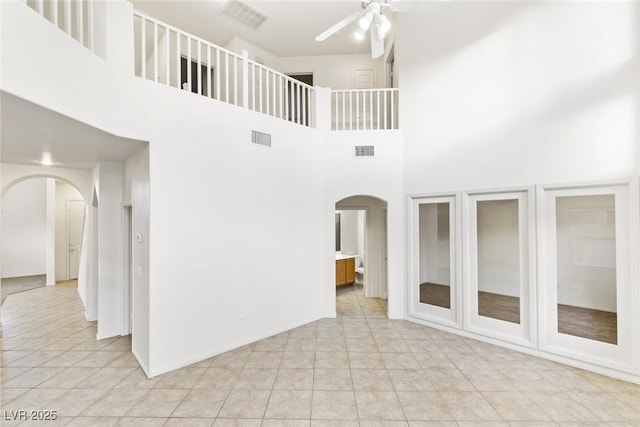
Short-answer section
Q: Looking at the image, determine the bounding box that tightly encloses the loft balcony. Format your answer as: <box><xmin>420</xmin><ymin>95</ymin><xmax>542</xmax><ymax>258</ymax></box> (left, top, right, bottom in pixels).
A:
<box><xmin>18</xmin><ymin>0</ymin><xmax>399</xmax><ymax>131</ymax></box>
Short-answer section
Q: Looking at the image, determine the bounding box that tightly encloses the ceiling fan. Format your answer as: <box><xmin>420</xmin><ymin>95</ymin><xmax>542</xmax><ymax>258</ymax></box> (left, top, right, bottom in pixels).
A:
<box><xmin>315</xmin><ymin>0</ymin><xmax>394</xmax><ymax>59</ymax></box>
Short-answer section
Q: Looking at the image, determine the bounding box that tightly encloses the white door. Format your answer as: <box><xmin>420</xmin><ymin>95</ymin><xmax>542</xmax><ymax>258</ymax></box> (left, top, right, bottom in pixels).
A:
<box><xmin>353</xmin><ymin>69</ymin><xmax>377</xmax><ymax>89</ymax></box>
<box><xmin>68</xmin><ymin>200</ymin><xmax>85</xmax><ymax>280</ymax></box>
<box><xmin>353</xmin><ymin>69</ymin><xmax>377</xmax><ymax>129</ymax></box>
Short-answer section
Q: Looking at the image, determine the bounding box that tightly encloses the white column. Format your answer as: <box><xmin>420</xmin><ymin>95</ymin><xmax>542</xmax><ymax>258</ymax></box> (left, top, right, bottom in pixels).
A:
<box><xmin>46</xmin><ymin>179</ymin><xmax>56</xmax><ymax>286</ymax></box>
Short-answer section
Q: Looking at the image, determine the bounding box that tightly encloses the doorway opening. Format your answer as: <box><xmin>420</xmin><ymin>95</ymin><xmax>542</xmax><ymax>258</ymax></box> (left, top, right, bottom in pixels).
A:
<box><xmin>1</xmin><ymin>177</ymin><xmax>87</xmax><ymax>304</ymax></box>
<box><xmin>123</xmin><ymin>203</ymin><xmax>133</xmax><ymax>336</ymax></box>
<box><xmin>334</xmin><ymin>195</ymin><xmax>388</xmax><ymax>318</ymax></box>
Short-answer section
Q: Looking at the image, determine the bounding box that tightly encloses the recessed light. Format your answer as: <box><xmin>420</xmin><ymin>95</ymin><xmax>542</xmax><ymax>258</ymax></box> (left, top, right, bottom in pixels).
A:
<box><xmin>41</xmin><ymin>153</ymin><xmax>53</xmax><ymax>166</ymax></box>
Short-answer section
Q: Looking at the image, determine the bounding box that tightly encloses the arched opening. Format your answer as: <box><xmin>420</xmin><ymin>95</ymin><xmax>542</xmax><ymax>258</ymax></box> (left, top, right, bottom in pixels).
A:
<box><xmin>1</xmin><ymin>176</ymin><xmax>89</xmax><ymax>305</ymax></box>
<box><xmin>334</xmin><ymin>195</ymin><xmax>388</xmax><ymax>318</ymax></box>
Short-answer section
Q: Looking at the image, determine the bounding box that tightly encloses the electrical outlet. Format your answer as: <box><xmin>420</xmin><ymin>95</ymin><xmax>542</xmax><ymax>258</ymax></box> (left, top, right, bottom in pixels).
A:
<box><xmin>240</xmin><ymin>315</ymin><xmax>245</xmax><ymax>324</ymax></box>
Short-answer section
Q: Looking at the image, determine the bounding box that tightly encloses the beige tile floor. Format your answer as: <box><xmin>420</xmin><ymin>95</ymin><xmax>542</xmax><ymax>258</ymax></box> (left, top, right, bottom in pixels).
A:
<box><xmin>2</xmin><ymin>284</ymin><xmax>640</xmax><ymax>426</ymax></box>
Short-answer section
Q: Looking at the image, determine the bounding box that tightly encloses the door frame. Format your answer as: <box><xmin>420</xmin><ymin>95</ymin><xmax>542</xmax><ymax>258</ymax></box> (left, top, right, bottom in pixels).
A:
<box><xmin>123</xmin><ymin>201</ymin><xmax>134</xmax><ymax>336</ymax></box>
<box><xmin>67</xmin><ymin>198</ymin><xmax>86</xmax><ymax>280</ymax></box>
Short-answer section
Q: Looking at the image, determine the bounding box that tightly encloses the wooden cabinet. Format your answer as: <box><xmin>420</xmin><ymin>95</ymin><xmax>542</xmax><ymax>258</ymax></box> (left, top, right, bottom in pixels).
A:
<box><xmin>336</xmin><ymin>257</ymin><xmax>356</xmax><ymax>287</ymax></box>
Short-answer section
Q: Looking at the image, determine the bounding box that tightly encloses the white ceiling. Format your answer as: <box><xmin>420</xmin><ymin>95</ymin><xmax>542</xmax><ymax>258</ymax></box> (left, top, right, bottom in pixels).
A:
<box><xmin>1</xmin><ymin>92</ymin><xmax>146</xmax><ymax>170</ymax></box>
<box><xmin>131</xmin><ymin>0</ymin><xmax>393</xmax><ymax>57</ymax></box>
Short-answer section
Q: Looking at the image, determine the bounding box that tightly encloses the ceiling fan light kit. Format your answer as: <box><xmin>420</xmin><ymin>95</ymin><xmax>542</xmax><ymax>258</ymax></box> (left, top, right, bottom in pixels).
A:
<box><xmin>354</xmin><ymin>27</ymin><xmax>367</xmax><ymax>41</ymax></box>
<box><xmin>315</xmin><ymin>0</ymin><xmax>394</xmax><ymax>58</ymax></box>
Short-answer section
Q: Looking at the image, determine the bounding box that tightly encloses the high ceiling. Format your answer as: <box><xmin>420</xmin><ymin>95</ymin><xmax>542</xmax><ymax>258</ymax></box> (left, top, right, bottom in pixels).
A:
<box><xmin>131</xmin><ymin>0</ymin><xmax>395</xmax><ymax>57</ymax></box>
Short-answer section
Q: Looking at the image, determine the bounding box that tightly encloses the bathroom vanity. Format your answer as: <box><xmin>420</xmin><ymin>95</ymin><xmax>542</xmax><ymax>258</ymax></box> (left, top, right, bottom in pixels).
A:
<box><xmin>335</xmin><ymin>254</ymin><xmax>356</xmax><ymax>287</ymax></box>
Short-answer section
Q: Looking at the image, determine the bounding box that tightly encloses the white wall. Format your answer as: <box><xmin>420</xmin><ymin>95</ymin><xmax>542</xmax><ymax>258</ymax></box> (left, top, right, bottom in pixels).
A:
<box><xmin>125</xmin><ymin>145</ymin><xmax>150</xmax><ymax>373</ymax></box>
<box><xmin>96</xmin><ymin>161</ymin><xmax>126</xmax><ymax>339</ymax></box>
<box><xmin>397</xmin><ymin>0</ymin><xmax>639</xmax><ymax>379</ymax></box>
<box><xmin>226</xmin><ymin>36</ymin><xmax>280</xmax><ymax>69</ymax></box>
<box><xmin>225</xmin><ymin>35</ymin><xmax>385</xmax><ymax>90</ymax></box>
<box><xmin>1</xmin><ymin>178</ymin><xmax>47</xmax><ymax>278</ymax></box>
<box><xmin>399</xmin><ymin>1</ymin><xmax>640</xmax><ymax>193</ymax></box>
<box><xmin>280</xmin><ymin>54</ymin><xmax>384</xmax><ymax>89</ymax></box>
<box><xmin>3</xmin><ymin>1</ymin><xmax>330</xmax><ymax>376</ymax></box>
<box><xmin>55</xmin><ymin>180</ymin><xmax>84</xmax><ymax>281</ymax></box>
<box><xmin>337</xmin><ymin>210</ymin><xmax>359</xmax><ymax>255</ymax></box>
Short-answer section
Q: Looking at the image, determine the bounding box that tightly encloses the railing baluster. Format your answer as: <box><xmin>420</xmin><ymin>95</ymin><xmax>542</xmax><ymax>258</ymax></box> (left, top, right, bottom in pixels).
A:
<box><xmin>64</xmin><ymin>0</ymin><xmax>71</xmax><ymax>36</ymax></box>
<box><xmin>207</xmin><ymin>46</ymin><xmax>212</xmax><ymax>98</ymax></box>
<box><xmin>369</xmin><ymin>91</ymin><xmax>373</xmax><ymax>130</ymax></box>
<box><xmin>242</xmin><ymin>51</ymin><xmax>248</xmax><ymax>108</ymax></box>
<box><xmin>233</xmin><ymin>55</ymin><xmax>238</xmax><ymax>105</ymax></box>
<box><xmin>266</xmin><ymin>71</ymin><xmax>271</xmax><ymax>116</ymax></box>
<box><xmin>258</xmin><ymin>67</ymin><xmax>263</xmax><ymax>113</ymax></box>
<box><xmin>140</xmin><ymin>17</ymin><xmax>146</xmax><ymax>79</ymax></box>
<box><xmin>153</xmin><ymin>22</ymin><xmax>158</xmax><ymax>82</ymax></box>
<box><xmin>215</xmin><ymin>49</ymin><xmax>220</xmax><ymax>100</ymax></box>
<box><xmin>356</xmin><ymin>91</ymin><xmax>361</xmax><ymax>130</ymax></box>
<box><xmin>76</xmin><ymin>0</ymin><xmax>83</xmax><ymax>45</ymax></box>
<box><xmin>52</xmin><ymin>0</ymin><xmax>59</xmax><ymax>26</ymax></box>
<box><xmin>225</xmin><ymin>51</ymin><xmax>229</xmax><ymax>103</ymax></box>
<box><xmin>296</xmin><ymin>84</ymin><xmax>301</xmax><ymax>124</ymax></box>
<box><xmin>251</xmin><ymin>64</ymin><xmax>256</xmax><ymax>110</ymax></box>
<box><xmin>197</xmin><ymin>40</ymin><xmax>202</xmax><ymax>95</ymax></box>
<box><xmin>302</xmin><ymin>86</ymin><xmax>307</xmax><ymax>126</ymax></box>
<box><xmin>87</xmin><ymin>0</ymin><xmax>94</xmax><ymax>51</ymax></box>
<box><xmin>271</xmin><ymin>72</ymin><xmax>276</xmax><ymax>117</ymax></box>
<box><xmin>176</xmin><ymin>31</ymin><xmax>181</xmax><ymax>88</ymax></box>
<box><xmin>36</xmin><ymin>0</ymin><xmax>43</xmax><ymax>15</ymax></box>
<box><xmin>336</xmin><ymin>92</ymin><xmax>347</xmax><ymax>130</ymax></box>
<box><xmin>384</xmin><ymin>90</ymin><xmax>388</xmax><ymax>130</ymax></box>
<box><xmin>186</xmin><ymin>37</ymin><xmax>192</xmax><ymax>91</ymax></box>
<box><xmin>165</xmin><ymin>27</ymin><xmax>170</xmax><ymax>86</ymax></box>
<box><xmin>279</xmin><ymin>76</ymin><xmax>283</xmax><ymax>119</ymax></box>
<box><xmin>391</xmin><ymin>90</ymin><xmax>395</xmax><ymax>129</ymax></box>
<box><xmin>376</xmin><ymin>91</ymin><xmax>380</xmax><ymax>130</ymax></box>
<box><xmin>332</xmin><ymin>93</ymin><xmax>337</xmax><ymax>131</ymax></box>
<box><xmin>284</xmin><ymin>78</ymin><xmax>289</xmax><ymax>121</ymax></box>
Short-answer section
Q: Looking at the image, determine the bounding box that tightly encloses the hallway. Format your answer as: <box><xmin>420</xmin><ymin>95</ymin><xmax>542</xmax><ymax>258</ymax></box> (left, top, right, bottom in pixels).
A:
<box><xmin>1</xmin><ymin>285</ymin><xmax>639</xmax><ymax>426</ymax></box>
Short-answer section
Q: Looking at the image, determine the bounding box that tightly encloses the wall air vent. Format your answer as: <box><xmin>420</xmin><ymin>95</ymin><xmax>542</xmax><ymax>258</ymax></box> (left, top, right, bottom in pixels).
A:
<box><xmin>252</xmin><ymin>130</ymin><xmax>271</xmax><ymax>147</ymax></box>
<box><xmin>221</xmin><ymin>0</ymin><xmax>268</xmax><ymax>30</ymax></box>
<box><xmin>355</xmin><ymin>145</ymin><xmax>375</xmax><ymax>157</ymax></box>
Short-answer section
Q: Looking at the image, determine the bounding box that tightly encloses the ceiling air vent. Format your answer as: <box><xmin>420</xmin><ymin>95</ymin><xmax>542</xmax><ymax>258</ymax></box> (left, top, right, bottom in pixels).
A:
<box><xmin>355</xmin><ymin>145</ymin><xmax>375</xmax><ymax>157</ymax></box>
<box><xmin>221</xmin><ymin>0</ymin><xmax>268</xmax><ymax>30</ymax></box>
<box><xmin>252</xmin><ymin>130</ymin><xmax>271</xmax><ymax>147</ymax></box>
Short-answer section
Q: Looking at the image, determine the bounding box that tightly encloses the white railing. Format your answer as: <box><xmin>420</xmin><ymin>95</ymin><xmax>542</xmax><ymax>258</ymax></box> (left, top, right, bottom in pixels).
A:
<box><xmin>133</xmin><ymin>11</ymin><xmax>314</xmax><ymax>127</ymax></box>
<box><xmin>21</xmin><ymin>0</ymin><xmax>94</xmax><ymax>52</ymax></box>
<box><xmin>331</xmin><ymin>88</ymin><xmax>399</xmax><ymax>131</ymax></box>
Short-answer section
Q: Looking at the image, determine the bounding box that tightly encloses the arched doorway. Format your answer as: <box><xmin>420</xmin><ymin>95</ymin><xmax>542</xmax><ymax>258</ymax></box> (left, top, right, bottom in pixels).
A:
<box><xmin>1</xmin><ymin>176</ymin><xmax>89</xmax><ymax>305</ymax></box>
<box><xmin>334</xmin><ymin>195</ymin><xmax>388</xmax><ymax>318</ymax></box>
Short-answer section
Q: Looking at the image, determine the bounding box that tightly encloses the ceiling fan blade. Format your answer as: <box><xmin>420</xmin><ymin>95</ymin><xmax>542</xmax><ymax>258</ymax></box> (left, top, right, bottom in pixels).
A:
<box><xmin>315</xmin><ymin>9</ymin><xmax>366</xmax><ymax>42</ymax></box>
<box><xmin>370</xmin><ymin>30</ymin><xmax>385</xmax><ymax>58</ymax></box>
